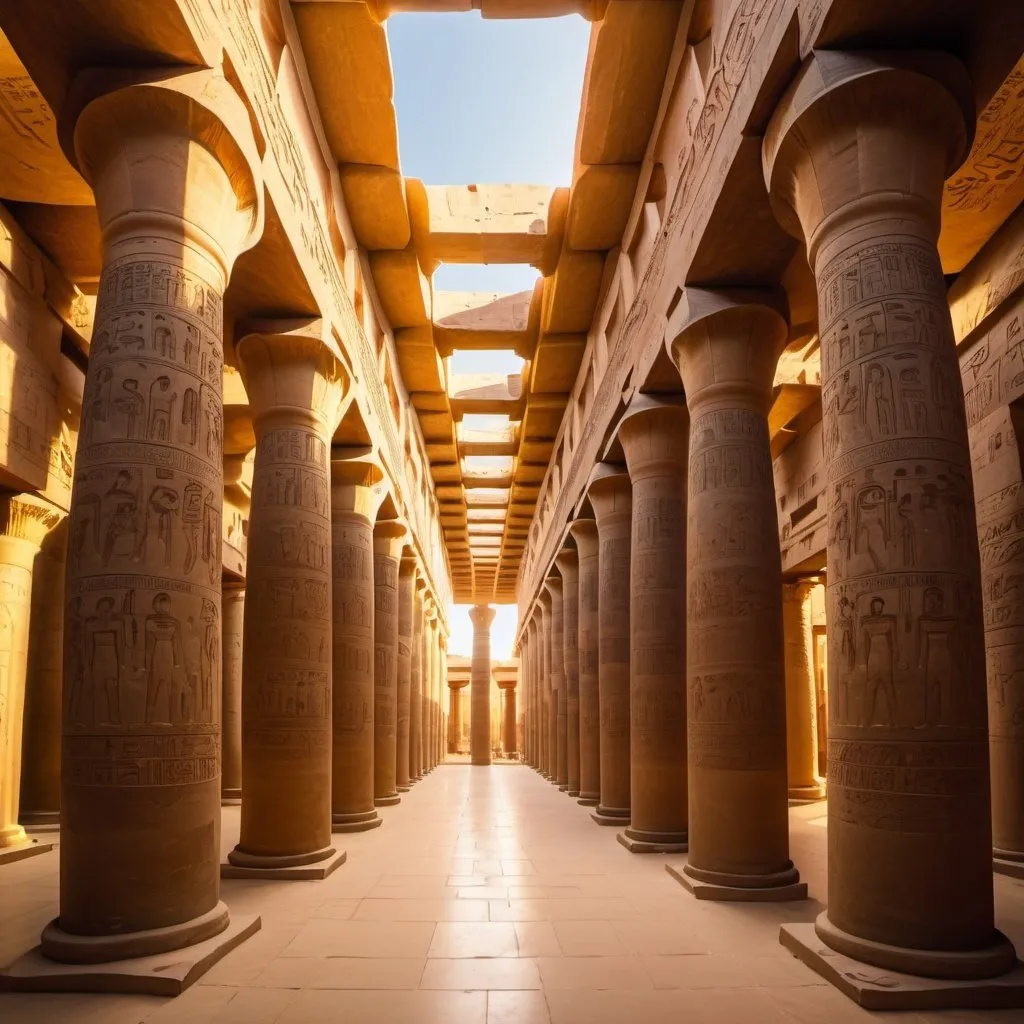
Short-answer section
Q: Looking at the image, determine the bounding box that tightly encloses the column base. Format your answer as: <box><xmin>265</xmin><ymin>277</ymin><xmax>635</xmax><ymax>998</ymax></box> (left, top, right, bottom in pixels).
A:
<box><xmin>397</xmin><ymin>785</ymin><xmax>411</xmax><ymax>793</ymax></box>
<box><xmin>994</xmin><ymin>848</ymin><xmax>1024</xmax><ymax>880</ymax></box>
<box><xmin>779</xmin><ymin>921</ymin><xmax>1024</xmax><ymax>1011</ymax></box>
<box><xmin>19</xmin><ymin>811</ymin><xmax>60</xmax><ymax>833</ymax></box>
<box><xmin>223</xmin><ymin>846</ymin><xmax>345</xmax><ymax>880</ymax></box>
<box><xmin>0</xmin><ymin>838</ymin><xmax>55</xmax><ymax>866</ymax></box>
<box><xmin>567</xmin><ymin>788</ymin><xmax>580</xmax><ymax>798</ymax></box>
<box><xmin>667</xmin><ymin>862</ymin><xmax>806</xmax><ymax>901</ymax></box>
<box><xmin>332</xmin><ymin>810</ymin><xmax>383</xmax><ymax>834</ymax></box>
<box><xmin>788</xmin><ymin>782</ymin><xmax>826</xmax><ymax>804</ymax></box>
<box><xmin>471</xmin><ymin>759</ymin><xmax>492</xmax><ymax>766</ymax></box>
<box><xmin>577</xmin><ymin>794</ymin><xmax>600</xmax><ymax>807</ymax></box>
<box><xmin>374</xmin><ymin>795</ymin><xmax>401</xmax><ymax>807</ymax></box>
<box><xmin>41</xmin><ymin>901</ymin><xmax>230</xmax><ymax>964</ymax></box>
<box><xmin>617</xmin><ymin>828</ymin><xmax>688</xmax><ymax>854</ymax></box>
<box><xmin>2</xmin><ymin>913</ymin><xmax>260</xmax><ymax>997</ymax></box>
<box><xmin>221</xmin><ymin>788</ymin><xmax>242</xmax><ymax>806</ymax></box>
<box><xmin>591</xmin><ymin>806</ymin><xmax>630</xmax><ymax>827</ymax></box>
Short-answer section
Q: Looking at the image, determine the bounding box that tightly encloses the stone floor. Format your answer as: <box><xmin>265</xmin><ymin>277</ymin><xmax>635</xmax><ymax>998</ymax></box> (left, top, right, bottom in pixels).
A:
<box><xmin>3</xmin><ymin>766</ymin><xmax>1024</xmax><ymax>1023</ymax></box>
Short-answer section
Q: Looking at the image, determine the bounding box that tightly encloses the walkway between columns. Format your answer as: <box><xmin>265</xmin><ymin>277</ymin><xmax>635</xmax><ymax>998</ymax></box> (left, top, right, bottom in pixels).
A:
<box><xmin>3</xmin><ymin>767</ymin><xmax>1024</xmax><ymax>1023</ymax></box>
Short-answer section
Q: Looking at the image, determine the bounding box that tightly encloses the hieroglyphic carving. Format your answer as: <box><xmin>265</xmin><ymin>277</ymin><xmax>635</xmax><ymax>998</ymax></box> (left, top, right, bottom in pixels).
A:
<box><xmin>64</xmin><ymin>255</ymin><xmax>224</xmax><ymax>789</ymax></box>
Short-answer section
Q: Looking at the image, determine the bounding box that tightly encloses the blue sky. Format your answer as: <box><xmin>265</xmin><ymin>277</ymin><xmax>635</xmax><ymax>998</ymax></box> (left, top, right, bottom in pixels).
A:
<box><xmin>388</xmin><ymin>12</ymin><xmax>589</xmax><ymax>650</ymax></box>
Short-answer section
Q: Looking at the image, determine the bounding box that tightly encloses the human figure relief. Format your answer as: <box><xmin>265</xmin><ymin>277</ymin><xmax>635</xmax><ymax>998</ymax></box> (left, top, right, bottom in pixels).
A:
<box><xmin>182</xmin><ymin>388</ymin><xmax>199</xmax><ymax>448</ymax></box>
<box><xmin>144</xmin><ymin>593</ymin><xmax>185</xmax><ymax>725</ymax></box>
<box><xmin>200</xmin><ymin>599</ymin><xmax>218</xmax><ymax>723</ymax></box>
<box><xmin>864</xmin><ymin>362</ymin><xmax>896</xmax><ymax>439</ymax></box>
<box><xmin>65</xmin><ymin>596</ymin><xmax>87</xmax><ymax>725</ymax></box>
<box><xmin>861</xmin><ymin>597</ymin><xmax>899</xmax><ymax>727</ymax></box>
<box><xmin>181</xmin><ymin>480</ymin><xmax>204</xmax><ymax>573</ymax></box>
<box><xmin>152</xmin><ymin>314</ymin><xmax>176</xmax><ymax>360</ymax></box>
<box><xmin>896</xmin><ymin>493</ymin><xmax>917</xmax><ymax>568</ymax></box>
<box><xmin>835</xmin><ymin>595</ymin><xmax>856</xmax><ymax>723</ymax></box>
<box><xmin>147</xmin><ymin>377</ymin><xmax>177</xmax><ymax>441</ymax></box>
<box><xmin>853</xmin><ymin>483</ymin><xmax>891</xmax><ymax>572</ymax></box>
<box><xmin>829</xmin><ymin>487</ymin><xmax>852</xmax><ymax>569</ymax></box>
<box><xmin>147</xmin><ymin>485</ymin><xmax>179</xmax><ymax>567</ymax></box>
<box><xmin>898</xmin><ymin>366</ymin><xmax>929</xmax><ymax>433</ymax></box>
<box><xmin>102</xmin><ymin>470</ymin><xmax>145</xmax><ymax>564</ymax></box>
<box><xmin>83</xmin><ymin>367</ymin><xmax>113</xmax><ymax>444</ymax></box>
<box><xmin>204</xmin><ymin>388</ymin><xmax>222</xmax><ymax>459</ymax></box>
<box><xmin>84</xmin><ymin>596</ymin><xmax>128</xmax><ymax>725</ymax></box>
<box><xmin>113</xmin><ymin>379</ymin><xmax>145</xmax><ymax>439</ymax></box>
<box><xmin>917</xmin><ymin>587</ymin><xmax>957</xmax><ymax>727</ymax></box>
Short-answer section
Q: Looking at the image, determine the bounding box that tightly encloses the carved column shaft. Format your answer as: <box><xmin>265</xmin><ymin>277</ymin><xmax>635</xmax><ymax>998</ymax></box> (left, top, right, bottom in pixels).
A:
<box><xmin>220</xmin><ymin>583</ymin><xmax>244</xmax><ymax>802</ymax></box>
<box><xmin>783</xmin><ymin>579</ymin><xmax>825</xmax><ymax>801</ymax></box>
<box><xmin>396</xmin><ymin>556</ymin><xmax>414</xmax><ymax>790</ymax></box>
<box><xmin>569</xmin><ymin>519</ymin><xmax>600</xmax><ymax>805</ymax></box>
<box><xmin>373</xmin><ymin>521</ymin><xmax>405</xmax><ymax>805</ymax></box>
<box><xmin>470</xmin><ymin>604</ymin><xmax>496</xmax><ymax>765</ymax></box>
<box><xmin>556</xmin><ymin>548</ymin><xmax>580</xmax><ymax>796</ymax></box>
<box><xmin>538</xmin><ymin>596</ymin><xmax>552</xmax><ymax>777</ymax></box>
<box><xmin>410</xmin><ymin>581</ymin><xmax>424</xmax><ymax>780</ymax></box>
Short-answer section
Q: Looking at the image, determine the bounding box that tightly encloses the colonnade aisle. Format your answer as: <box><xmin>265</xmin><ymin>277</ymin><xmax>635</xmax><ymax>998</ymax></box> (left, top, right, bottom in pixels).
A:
<box><xmin>3</xmin><ymin>767</ymin><xmax>1024</xmax><ymax>1023</ymax></box>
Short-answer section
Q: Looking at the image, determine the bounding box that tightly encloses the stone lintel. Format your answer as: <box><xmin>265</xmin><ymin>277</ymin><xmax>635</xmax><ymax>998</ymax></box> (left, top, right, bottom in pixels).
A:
<box><xmin>778</xmin><ymin>923</ymin><xmax>1024</xmax><ymax>1011</ymax></box>
<box><xmin>0</xmin><ymin>915</ymin><xmax>261</xmax><ymax>997</ymax></box>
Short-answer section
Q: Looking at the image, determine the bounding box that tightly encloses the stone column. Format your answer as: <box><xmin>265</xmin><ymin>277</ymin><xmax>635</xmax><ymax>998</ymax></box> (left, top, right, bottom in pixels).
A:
<box><xmin>555</xmin><ymin>547</ymin><xmax>580</xmax><ymax>796</ymax></box>
<box><xmin>765</xmin><ymin>51</ymin><xmax>1017</xmax><ymax>983</ymax></box>
<box><xmin>424</xmin><ymin>601</ymin><xmax>437</xmax><ymax>772</ymax></box>
<box><xmin>373</xmin><ymin>520</ymin><xmax>406</xmax><ymax>806</ymax></box>
<box><xmin>228</xmin><ymin>323</ymin><xmax>348</xmax><ymax>877</ymax></box>
<box><xmin>500</xmin><ymin>679</ymin><xmax>517</xmax><ymax>756</ymax></box>
<box><xmin>396</xmin><ymin>554</ymin><xmax>415</xmax><ymax>791</ymax></box>
<box><xmin>537</xmin><ymin>595</ymin><xmax>553</xmax><ymax>777</ymax></box>
<box><xmin>783</xmin><ymin>579</ymin><xmax>826</xmax><ymax>802</ymax></box>
<box><xmin>615</xmin><ymin>397</ymin><xmax>690</xmax><ymax>853</ymax></box>
<box><xmin>45</xmin><ymin>68</ymin><xmax>263</xmax><ymax>964</ymax></box>
<box><xmin>569</xmin><ymin>518</ymin><xmax>600</xmax><ymax>805</ymax></box>
<box><xmin>326</xmin><ymin>458</ymin><xmax>385</xmax><ymax>833</ymax></box>
<box><xmin>220</xmin><ymin>582</ymin><xmax>244</xmax><ymax>804</ymax></box>
<box><xmin>0</xmin><ymin>495</ymin><xmax>61</xmax><ymax>857</ymax></box>
<box><xmin>19</xmin><ymin>515</ymin><xmax>67</xmax><ymax>833</ymax></box>
<box><xmin>449</xmin><ymin>679</ymin><xmax>466</xmax><ymax>752</ymax></box>
<box><xmin>469</xmin><ymin>604</ymin><xmax>496</xmax><ymax>765</ymax></box>
<box><xmin>439</xmin><ymin>629</ymin><xmax>449</xmax><ymax>762</ymax></box>
<box><xmin>524</xmin><ymin>617</ymin><xmax>536</xmax><ymax>768</ymax></box>
<box><xmin>410</xmin><ymin>577</ymin><xmax>424</xmax><ymax>781</ymax></box>
<box><xmin>670</xmin><ymin>291</ymin><xmax>803</xmax><ymax>896</ymax></box>
<box><xmin>587</xmin><ymin>465</ymin><xmax>632</xmax><ymax>826</ymax></box>
<box><xmin>543</xmin><ymin>575</ymin><xmax>566</xmax><ymax>788</ymax></box>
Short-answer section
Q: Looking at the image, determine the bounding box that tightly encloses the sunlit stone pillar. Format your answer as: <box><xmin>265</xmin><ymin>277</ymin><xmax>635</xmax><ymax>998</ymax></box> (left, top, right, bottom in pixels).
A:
<box><xmin>500</xmin><ymin>678</ymin><xmax>517</xmax><ymax>757</ymax></box>
<box><xmin>424</xmin><ymin>600</ymin><xmax>438</xmax><ymax>771</ymax></box>
<box><xmin>448</xmin><ymin>679</ymin><xmax>464</xmax><ymax>753</ymax></box>
<box><xmin>228</xmin><ymin>324</ymin><xmax>348</xmax><ymax>876</ymax></box>
<box><xmin>19</xmin><ymin>516</ymin><xmax>67</xmax><ymax>833</ymax></box>
<box><xmin>669</xmin><ymin>290</ymin><xmax>803</xmax><ymax>896</ymax></box>
<box><xmin>396</xmin><ymin>553</ymin><xmax>415</xmax><ymax>791</ymax></box>
<box><xmin>469</xmin><ymin>604</ymin><xmax>496</xmax><ymax>765</ymax></box>
<box><xmin>325</xmin><ymin>458</ymin><xmax>385</xmax><ymax>833</ymax></box>
<box><xmin>220</xmin><ymin>582</ymin><xmax>245</xmax><ymax>804</ymax></box>
<box><xmin>569</xmin><ymin>518</ymin><xmax>600</xmax><ymax>805</ymax></box>
<box><xmin>373</xmin><ymin>520</ymin><xmax>405</xmax><ymax>806</ymax></box>
<box><xmin>543</xmin><ymin>574</ymin><xmax>565</xmax><ymax>787</ymax></box>
<box><xmin>526</xmin><ymin>615</ymin><xmax>538</xmax><ymax>769</ymax></box>
<box><xmin>766</xmin><ymin>51</ymin><xmax>1019</xmax><ymax>987</ymax></box>
<box><xmin>783</xmin><ymin>579</ymin><xmax>825</xmax><ymax>802</ymax></box>
<box><xmin>587</xmin><ymin>465</ymin><xmax>632</xmax><ymax>826</ymax></box>
<box><xmin>43</xmin><ymin>69</ymin><xmax>263</xmax><ymax>965</ymax></box>
<box><xmin>555</xmin><ymin>547</ymin><xmax>580</xmax><ymax>796</ymax></box>
<box><xmin>439</xmin><ymin>628</ymin><xmax>449</xmax><ymax>762</ymax></box>
<box><xmin>616</xmin><ymin>397</ymin><xmax>689</xmax><ymax>853</ymax></box>
<box><xmin>0</xmin><ymin>496</ymin><xmax>61</xmax><ymax>857</ymax></box>
<box><xmin>537</xmin><ymin>593</ymin><xmax>553</xmax><ymax>777</ymax></box>
<box><xmin>410</xmin><ymin>577</ymin><xmax>424</xmax><ymax>780</ymax></box>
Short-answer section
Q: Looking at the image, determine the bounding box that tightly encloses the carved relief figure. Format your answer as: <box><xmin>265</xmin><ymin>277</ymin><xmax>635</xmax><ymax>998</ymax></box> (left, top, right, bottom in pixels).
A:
<box><xmin>861</xmin><ymin>596</ymin><xmax>898</xmax><ymax>727</ymax></box>
<box><xmin>84</xmin><ymin>597</ymin><xmax>127</xmax><ymax>726</ymax></box>
<box><xmin>918</xmin><ymin>587</ymin><xmax>957</xmax><ymax>727</ymax></box>
<box><xmin>201</xmin><ymin>599</ymin><xmax>218</xmax><ymax>723</ymax></box>
<box><xmin>144</xmin><ymin>593</ymin><xmax>185</xmax><ymax>725</ymax></box>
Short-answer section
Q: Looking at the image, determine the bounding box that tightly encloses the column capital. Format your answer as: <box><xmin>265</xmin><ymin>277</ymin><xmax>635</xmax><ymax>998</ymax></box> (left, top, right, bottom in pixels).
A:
<box><xmin>497</xmin><ymin>678</ymin><xmax>517</xmax><ymax>691</ymax></box>
<box><xmin>567</xmin><ymin>517</ymin><xmax>598</xmax><ymax>558</ymax></box>
<box><xmin>448</xmin><ymin>678</ymin><xmax>469</xmax><ymax>692</ymax></box>
<box><xmin>541</xmin><ymin>573</ymin><xmax>562</xmax><ymax>603</ymax></box>
<box><xmin>469</xmin><ymin>603</ymin><xmax>496</xmax><ymax>629</ymax></box>
<box><xmin>330</xmin><ymin>453</ymin><xmax>386</xmax><ymax>519</ymax></box>
<box><xmin>373</xmin><ymin>518</ymin><xmax>408</xmax><ymax>558</ymax></box>
<box><xmin>237</xmin><ymin>320</ymin><xmax>351</xmax><ymax>434</ymax></box>
<box><xmin>399</xmin><ymin>552</ymin><xmax>418</xmax><ymax>578</ymax></box>
<box><xmin>586</xmin><ymin>462</ymin><xmax>632</xmax><ymax>522</ymax></box>
<box><xmin>616</xmin><ymin>394</ymin><xmax>688</xmax><ymax>479</ymax></box>
<box><xmin>0</xmin><ymin>493</ymin><xmax>64</xmax><ymax>555</ymax></box>
<box><xmin>554</xmin><ymin>546</ymin><xmax>578</xmax><ymax>582</ymax></box>
<box><xmin>64</xmin><ymin>66</ymin><xmax>264</xmax><ymax>276</ymax></box>
<box><xmin>667</xmin><ymin>288</ymin><xmax>788</xmax><ymax>412</ymax></box>
<box><xmin>763</xmin><ymin>50</ymin><xmax>972</xmax><ymax>264</ymax></box>
<box><xmin>782</xmin><ymin>576</ymin><xmax>822</xmax><ymax>603</ymax></box>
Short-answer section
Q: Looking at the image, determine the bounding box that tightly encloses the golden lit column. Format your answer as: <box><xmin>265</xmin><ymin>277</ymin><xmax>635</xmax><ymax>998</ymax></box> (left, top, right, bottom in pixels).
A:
<box><xmin>670</xmin><ymin>291</ymin><xmax>803</xmax><ymax>897</ymax></box>
<box><xmin>500</xmin><ymin>678</ymin><xmax>517</xmax><ymax>757</ymax></box>
<box><xmin>0</xmin><ymin>496</ymin><xmax>62</xmax><ymax>855</ymax></box>
<box><xmin>555</xmin><ymin>547</ymin><xmax>580</xmax><ymax>796</ymax></box>
<box><xmin>616</xmin><ymin>398</ymin><xmax>689</xmax><ymax>853</ymax></box>
<box><xmin>439</xmin><ymin>628</ymin><xmax>449</xmax><ymax>761</ymax></box>
<box><xmin>783</xmin><ymin>579</ymin><xmax>825</xmax><ymax>802</ymax></box>
<box><xmin>765</xmin><ymin>52</ymin><xmax>1018</xmax><ymax>983</ymax></box>
<box><xmin>470</xmin><ymin>604</ymin><xmax>496</xmax><ymax>765</ymax></box>
<box><xmin>410</xmin><ymin>576</ymin><xmax>425</xmax><ymax>781</ymax></box>
<box><xmin>220</xmin><ymin>582</ymin><xmax>245</xmax><ymax>804</ymax></box>
<box><xmin>228</xmin><ymin>324</ymin><xmax>348</xmax><ymax>876</ymax></box>
<box><xmin>542</xmin><ymin>575</ymin><xmax>565</xmax><ymax>786</ymax></box>
<box><xmin>18</xmin><ymin>516</ymin><xmax>67</xmax><ymax>833</ymax></box>
<box><xmin>569</xmin><ymin>518</ymin><xmax>600</xmax><ymax>806</ymax></box>
<box><xmin>373</xmin><ymin>520</ymin><xmax>406</xmax><ymax>806</ymax></box>
<box><xmin>396</xmin><ymin>553</ymin><xmax>415</xmax><ymax>791</ymax></box>
<box><xmin>326</xmin><ymin>459</ymin><xmax>385</xmax><ymax>832</ymax></box>
<box><xmin>45</xmin><ymin>68</ymin><xmax>263</xmax><ymax>963</ymax></box>
<box><xmin>587</xmin><ymin>465</ymin><xmax>632</xmax><ymax>826</ymax></box>
<box><xmin>526</xmin><ymin>615</ymin><xmax>539</xmax><ymax>769</ymax></box>
<box><xmin>537</xmin><ymin>593</ymin><xmax>553</xmax><ymax>778</ymax></box>
<box><xmin>424</xmin><ymin>600</ymin><xmax>438</xmax><ymax>771</ymax></box>
<box><xmin>448</xmin><ymin>679</ymin><xmax>465</xmax><ymax>753</ymax></box>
